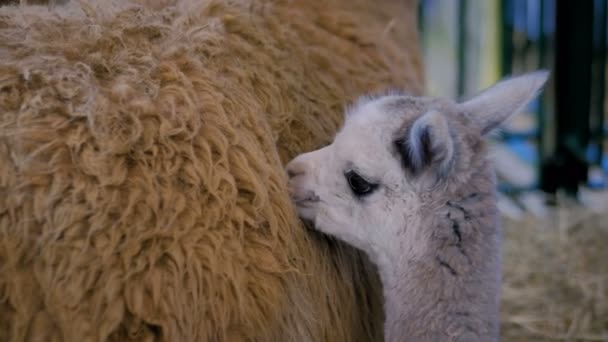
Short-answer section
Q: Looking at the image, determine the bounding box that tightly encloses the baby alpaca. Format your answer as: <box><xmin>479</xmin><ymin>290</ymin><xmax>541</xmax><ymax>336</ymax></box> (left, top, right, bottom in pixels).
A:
<box><xmin>286</xmin><ymin>71</ymin><xmax>549</xmax><ymax>341</ymax></box>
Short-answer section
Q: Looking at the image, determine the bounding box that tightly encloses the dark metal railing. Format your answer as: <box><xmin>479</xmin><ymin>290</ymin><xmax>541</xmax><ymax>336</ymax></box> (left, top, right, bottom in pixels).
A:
<box><xmin>420</xmin><ymin>0</ymin><xmax>608</xmax><ymax>194</ymax></box>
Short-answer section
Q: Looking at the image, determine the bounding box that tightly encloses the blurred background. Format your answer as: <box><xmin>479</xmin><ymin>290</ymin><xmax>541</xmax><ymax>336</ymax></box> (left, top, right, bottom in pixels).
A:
<box><xmin>418</xmin><ymin>1</ymin><xmax>608</xmax><ymax>340</ymax></box>
<box><xmin>420</xmin><ymin>0</ymin><xmax>607</xmax><ymax>205</ymax></box>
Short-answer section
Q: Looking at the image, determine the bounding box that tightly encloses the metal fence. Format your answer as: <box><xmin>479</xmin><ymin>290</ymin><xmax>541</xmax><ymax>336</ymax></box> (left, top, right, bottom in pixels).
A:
<box><xmin>419</xmin><ymin>0</ymin><xmax>608</xmax><ymax>195</ymax></box>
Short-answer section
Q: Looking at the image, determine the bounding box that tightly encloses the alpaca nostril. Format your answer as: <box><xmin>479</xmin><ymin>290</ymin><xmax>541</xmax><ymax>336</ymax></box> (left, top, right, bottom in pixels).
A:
<box><xmin>294</xmin><ymin>190</ymin><xmax>319</xmax><ymax>203</ymax></box>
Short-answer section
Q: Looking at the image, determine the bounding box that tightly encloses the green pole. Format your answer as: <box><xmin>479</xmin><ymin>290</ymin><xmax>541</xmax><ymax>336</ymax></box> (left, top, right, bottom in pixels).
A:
<box><xmin>457</xmin><ymin>0</ymin><xmax>468</xmax><ymax>97</ymax></box>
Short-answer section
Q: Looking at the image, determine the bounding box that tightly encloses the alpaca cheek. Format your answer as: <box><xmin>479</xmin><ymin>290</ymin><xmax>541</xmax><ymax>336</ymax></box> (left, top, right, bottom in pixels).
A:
<box><xmin>315</xmin><ymin>205</ymin><xmax>355</xmax><ymax>236</ymax></box>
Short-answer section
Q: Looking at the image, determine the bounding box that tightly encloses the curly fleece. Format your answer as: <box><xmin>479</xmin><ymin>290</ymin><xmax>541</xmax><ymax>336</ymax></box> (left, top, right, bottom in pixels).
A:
<box><xmin>0</xmin><ymin>0</ymin><xmax>423</xmax><ymax>340</ymax></box>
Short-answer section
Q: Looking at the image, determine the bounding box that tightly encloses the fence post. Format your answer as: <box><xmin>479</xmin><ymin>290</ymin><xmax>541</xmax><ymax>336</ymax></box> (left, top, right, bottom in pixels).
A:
<box><xmin>591</xmin><ymin>0</ymin><xmax>607</xmax><ymax>168</ymax></box>
<box><xmin>500</xmin><ymin>0</ymin><xmax>513</xmax><ymax>77</ymax></box>
<box><xmin>539</xmin><ymin>0</ymin><xmax>593</xmax><ymax>195</ymax></box>
<box><xmin>457</xmin><ymin>0</ymin><xmax>468</xmax><ymax>97</ymax></box>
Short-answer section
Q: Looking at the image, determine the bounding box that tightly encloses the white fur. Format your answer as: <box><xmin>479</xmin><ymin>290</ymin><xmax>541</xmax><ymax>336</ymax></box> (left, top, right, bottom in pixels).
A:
<box><xmin>286</xmin><ymin>71</ymin><xmax>549</xmax><ymax>341</ymax></box>
<box><xmin>459</xmin><ymin>70</ymin><xmax>550</xmax><ymax>134</ymax></box>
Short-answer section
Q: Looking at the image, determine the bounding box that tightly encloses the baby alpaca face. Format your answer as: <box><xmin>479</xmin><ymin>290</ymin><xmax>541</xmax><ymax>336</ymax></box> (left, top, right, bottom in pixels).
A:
<box><xmin>286</xmin><ymin>71</ymin><xmax>549</xmax><ymax>263</ymax></box>
<box><xmin>286</xmin><ymin>96</ymin><xmax>426</xmax><ymax>260</ymax></box>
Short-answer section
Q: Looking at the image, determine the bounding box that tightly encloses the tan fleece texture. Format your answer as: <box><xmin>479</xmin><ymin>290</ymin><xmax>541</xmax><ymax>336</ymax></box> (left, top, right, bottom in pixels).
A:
<box><xmin>0</xmin><ymin>0</ymin><xmax>423</xmax><ymax>340</ymax></box>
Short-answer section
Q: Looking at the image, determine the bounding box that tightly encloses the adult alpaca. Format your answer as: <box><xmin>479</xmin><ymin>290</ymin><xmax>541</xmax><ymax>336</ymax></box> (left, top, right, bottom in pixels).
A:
<box><xmin>0</xmin><ymin>0</ymin><xmax>422</xmax><ymax>340</ymax></box>
<box><xmin>287</xmin><ymin>71</ymin><xmax>549</xmax><ymax>341</ymax></box>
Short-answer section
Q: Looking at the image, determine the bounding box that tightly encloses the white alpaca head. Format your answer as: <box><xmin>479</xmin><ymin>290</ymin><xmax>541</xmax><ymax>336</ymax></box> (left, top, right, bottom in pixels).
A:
<box><xmin>286</xmin><ymin>71</ymin><xmax>549</xmax><ymax>265</ymax></box>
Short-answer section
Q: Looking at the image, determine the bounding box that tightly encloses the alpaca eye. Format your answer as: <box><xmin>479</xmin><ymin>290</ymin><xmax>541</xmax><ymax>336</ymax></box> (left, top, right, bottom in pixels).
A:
<box><xmin>345</xmin><ymin>171</ymin><xmax>377</xmax><ymax>196</ymax></box>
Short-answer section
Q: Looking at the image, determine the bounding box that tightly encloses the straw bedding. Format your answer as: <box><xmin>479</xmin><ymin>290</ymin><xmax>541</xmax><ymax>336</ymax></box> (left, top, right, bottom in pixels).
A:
<box><xmin>501</xmin><ymin>197</ymin><xmax>608</xmax><ymax>341</ymax></box>
<box><xmin>0</xmin><ymin>0</ymin><xmax>422</xmax><ymax>341</ymax></box>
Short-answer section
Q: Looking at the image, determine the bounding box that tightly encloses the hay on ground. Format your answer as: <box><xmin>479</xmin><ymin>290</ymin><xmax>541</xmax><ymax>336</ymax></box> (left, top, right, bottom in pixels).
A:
<box><xmin>501</xmin><ymin>195</ymin><xmax>608</xmax><ymax>341</ymax></box>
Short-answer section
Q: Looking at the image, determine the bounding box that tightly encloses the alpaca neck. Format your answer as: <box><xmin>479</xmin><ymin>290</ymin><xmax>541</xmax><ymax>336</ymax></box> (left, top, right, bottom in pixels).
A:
<box><xmin>376</xmin><ymin>255</ymin><xmax>415</xmax><ymax>341</ymax></box>
<box><xmin>370</xmin><ymin>211</ymin><xmax>473</xmax><ymax>341</ymax></box>
<box><xmin>371</xmin><ymin>189</ymin><xmax>501</xmax><ymax>341</ymax></box>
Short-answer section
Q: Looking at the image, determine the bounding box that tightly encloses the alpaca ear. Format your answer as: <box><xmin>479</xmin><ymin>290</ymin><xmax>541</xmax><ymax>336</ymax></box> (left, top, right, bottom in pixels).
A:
<box><xmin>458</xmin><ymin>70</ymin><xmax>550</xmax><ymax>135</ymax></box>
<box><xmin>395</xmin><ymin>110</ymin><xmax>454</xmax><ymax>177</ymax></box>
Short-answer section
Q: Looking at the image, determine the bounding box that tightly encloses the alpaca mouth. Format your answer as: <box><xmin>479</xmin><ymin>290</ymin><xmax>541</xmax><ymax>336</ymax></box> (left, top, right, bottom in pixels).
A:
<box><xmin>289</xmin><ymin>188</ymin><xmax>320</xmax><ymax>208</ymax></box>
<box><xmin>294</xmin><ymin>199</ymin><xmax>319</xmax><ymax>208</ymax></box>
